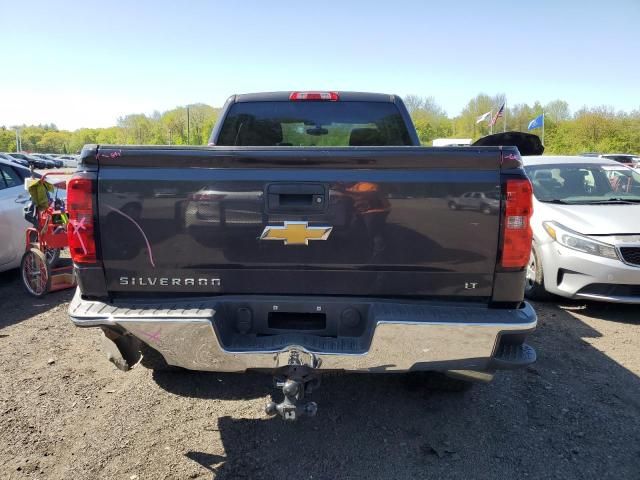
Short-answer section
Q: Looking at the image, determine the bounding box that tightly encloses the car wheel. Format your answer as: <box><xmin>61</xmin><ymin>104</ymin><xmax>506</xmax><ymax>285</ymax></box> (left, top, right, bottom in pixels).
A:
<box><xmin>448</xmin><ymin>201</ymin><xmax>458</xmax><ymax>210</ymax></box>
<box><xmin>524</xmin><ymin>246</ymin><xmax>552</xmax><ymax>301</ymax></box>
<box><xmin>481</xmin><ymin>204</ymin><xmax>492</xmax><ymax>215</ymax></box>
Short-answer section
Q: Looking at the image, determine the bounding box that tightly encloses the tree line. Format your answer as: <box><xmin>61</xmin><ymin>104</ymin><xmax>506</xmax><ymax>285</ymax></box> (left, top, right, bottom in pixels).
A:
<box><xmin>1</xmin><ymin>95</ymin><xmax>639</xmax><ymax>155</ymax></box>
<box><xmin>0</xmin><ymin>103</ymin><xmax>219</xmax><ymax>154</ymax></box>
<box><xmin>406</xmin><ymin>94</ymin><xmax>640</xmax><ymax>154</ymax></box>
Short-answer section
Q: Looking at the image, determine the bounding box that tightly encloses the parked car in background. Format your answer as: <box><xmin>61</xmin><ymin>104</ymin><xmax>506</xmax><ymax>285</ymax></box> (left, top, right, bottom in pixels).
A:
<box><xmin>524</xmin><ymin>155</ymin><xmax>640</xmax><ymax>303</ymax></box>
<box><xmin>432</xmin><ymin>138</ymin><xmax>472</xmax><ymax>147</ymax></box>
<box><xmin>32</xmin><ymin>154</ymin><xmax>63</xmax><ymax>168</ymax></box>
<box><xmin>601</xmin><ymin>153</ymin><xmax>640</xmax><ymax>172</ymax></box>
<box><xmin>6</xmin><ymin>152</ymin><xmax>49</xmax><ymax>169</ymax></box>
<box><xmin>448</xmin><ymin>190</ymin><xmax>500</xmax><ymax>214</ymax></box>
<box><xmin>0</xmin><ymin>159</ymin><xmax>33</xmax><ymax>273</ymax></box>
<box><xmin>580</xmin><ymin>153</ymin><xmax>640</xmax><ymax>168</ymax></box>
<box><xmin>57</xmin><ymin>155</ymin><xmax>78</xmax><ymax>168</ymax></box>
<box><xmin>599</xmin><ymin>154</ymin><xmax>640</xmax><ymax>170</ymax></box>
<box><xmin>0</xmin><ymin>152</ymin><xmax>30</xmax><ymax>168</ymax></box>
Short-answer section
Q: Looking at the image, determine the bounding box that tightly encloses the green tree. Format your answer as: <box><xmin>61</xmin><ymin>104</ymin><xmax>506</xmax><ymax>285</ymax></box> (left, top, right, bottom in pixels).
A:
<box><xmin>544</xmin><ymin>100</ymin><xmax>570</xmax><ymax>123</ymax></box>
<box><xmin>69</xmin><ymin>129</ymin><xmax>100</xmax><ymax>153</ymax></box>
<box><xmin>453</xmin><ymin>93</ymin><xmax>505</xmax><ymax>139</ymax></box>
<box><xmin>161</xmin><ymin>107</ymin><xmax>188</xmax><ymax>145</ymax></box>
<box><xmin>96</xmin><ymin>126</ymin><xmax>124</xmax><ymax>145</ymax></box>
<box><xmin>118</xmin><ymin>114</ymin><xmax>154</xmax><ymax>144</ymax></box>
<box><xmin>37</xmin><ymin>131</ymin><xmax>71</xmax><ymax>153</ymax></box>
<box><xmin>0</xmin><ymin>127</ymin><xmax>17</xmax><ymax>152</ymax></box>
<box><xmin>186</xmin><ymin>103</ymin><xmax>219</xmax><ymax>145</ymax></box>
<box><xmin>405</xmin><ymin>96</ymin><xmax>451</xmax><ymax>144</ymax></box>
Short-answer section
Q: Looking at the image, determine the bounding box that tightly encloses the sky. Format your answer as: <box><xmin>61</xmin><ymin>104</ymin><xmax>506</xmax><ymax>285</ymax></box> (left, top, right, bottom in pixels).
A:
<box><xmin>1</xmin><ymin>0</ymin><xmax>639</xmax><ymax>130</ymax></box>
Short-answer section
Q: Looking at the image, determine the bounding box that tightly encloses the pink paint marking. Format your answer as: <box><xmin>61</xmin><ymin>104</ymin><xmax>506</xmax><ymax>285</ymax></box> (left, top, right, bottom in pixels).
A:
<box><xmin>97</xmin><ymin>151</ymin><xmax>122</xmax><ymax>160</ymax></box>
<box><xmin>142</xmin><ymin>329</ymin><xmax>162</xmax><ymax>342</ymax></box>
<box><xmin>69</xmin><ymin>216</ymin><xmax>88</xmax><ymax>255</ymax></box>
<box><xmin>105</xmin><ymin>204</ymin><xmax>156</xmax><ymax>268</ymax></box>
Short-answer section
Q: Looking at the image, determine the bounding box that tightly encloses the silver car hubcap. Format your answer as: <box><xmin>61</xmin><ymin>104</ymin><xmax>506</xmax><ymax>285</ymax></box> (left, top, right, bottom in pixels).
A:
<box><xmin>525</xmin><ymin>252</ymin><xmax>536</xmax><ymax>289</ymax></box>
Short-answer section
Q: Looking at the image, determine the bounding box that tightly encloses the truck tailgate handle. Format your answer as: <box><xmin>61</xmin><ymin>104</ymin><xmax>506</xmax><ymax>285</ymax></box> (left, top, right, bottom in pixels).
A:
<box><xmin>267</xmin><ymin>183</ymin><xmax>326</xmax><ymax>212</ymax></box>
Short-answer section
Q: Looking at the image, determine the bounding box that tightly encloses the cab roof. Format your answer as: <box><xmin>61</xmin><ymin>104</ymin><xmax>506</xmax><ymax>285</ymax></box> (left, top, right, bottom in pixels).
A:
<box><xmin>231</xmin><ymin>91</ymin><xmax>398</xmax><ymax>103</ymax></box>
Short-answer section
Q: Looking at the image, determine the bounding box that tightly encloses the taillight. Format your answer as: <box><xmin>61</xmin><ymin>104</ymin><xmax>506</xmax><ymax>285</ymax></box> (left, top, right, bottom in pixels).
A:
<box><xmin>289</xmin><ymin>91</ymin><xmax>339</xmax><ymax>101</ymax></box>
<box><xmin>67</xmin><ymin>176</ymin><xmax>97</xmax><ymax>264</ymax></box>
<box><xmin>501</xmin><ymin>178</ymin><xmax>533</xmax><ymax>268</ymax></box>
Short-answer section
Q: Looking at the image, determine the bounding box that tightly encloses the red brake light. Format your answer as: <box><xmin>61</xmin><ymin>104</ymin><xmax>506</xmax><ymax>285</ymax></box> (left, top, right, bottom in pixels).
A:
<box><xmin>67</xmin><ymin>176</ymin><xmax>97</xmax><ymax>264</ymax></box>
<box><xmin>289</xmin><ymin>91</ymin><xmax>339</xmax><ymax>101</ymax></box>
<box><xmin>501</xmin><ymin>179</ymin><xmax>533</xmax><ymax>268</ymax></box>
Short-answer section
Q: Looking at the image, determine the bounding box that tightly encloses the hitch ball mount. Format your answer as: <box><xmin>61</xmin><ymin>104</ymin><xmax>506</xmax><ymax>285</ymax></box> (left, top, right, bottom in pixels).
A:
<box><xmin>265</xmin><ymin>367</ymin><xmax>321</xmax><ymax>421</ymax></box>
<box><xmin>265</xmin><ymin>378</ymin><xmax>318</xmax><ymax>421</ymax></box>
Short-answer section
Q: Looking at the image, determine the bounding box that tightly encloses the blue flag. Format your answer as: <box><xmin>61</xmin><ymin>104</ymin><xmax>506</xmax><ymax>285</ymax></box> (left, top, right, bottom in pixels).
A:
<box><xmin>528</xmin><ymin>114</ymin><xmax>544</xmax><ymax>130</ymax></box>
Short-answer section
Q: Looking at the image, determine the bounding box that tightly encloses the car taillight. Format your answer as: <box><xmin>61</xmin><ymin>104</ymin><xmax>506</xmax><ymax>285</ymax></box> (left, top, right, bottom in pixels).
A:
<box><xmin>501</xmin><ymin>178</ymin><xmax>533</xmax><ymax>268</ymax></box>
<box><xmin>289</xmin><ymin>91</ymin><xmax>339</xmax><ymax>101</ymax></box>
<box><xmin>67</xmin><ymin>176</ymin><xmax>97</xmax><ymax>264</ymax></box>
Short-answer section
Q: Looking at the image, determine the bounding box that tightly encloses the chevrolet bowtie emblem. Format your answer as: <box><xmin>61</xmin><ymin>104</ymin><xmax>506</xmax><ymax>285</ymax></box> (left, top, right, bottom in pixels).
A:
<box><xmin>260</xmin><ymin>222</ymin><xmax>333</xmax><ymax>246</ymax></box>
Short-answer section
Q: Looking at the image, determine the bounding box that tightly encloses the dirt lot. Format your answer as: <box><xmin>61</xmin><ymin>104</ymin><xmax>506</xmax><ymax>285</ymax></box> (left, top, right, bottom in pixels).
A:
<box><xmin>1</xmin><ymin>269</ymin><xmax>639</xmax><ymax>480</ymax></box>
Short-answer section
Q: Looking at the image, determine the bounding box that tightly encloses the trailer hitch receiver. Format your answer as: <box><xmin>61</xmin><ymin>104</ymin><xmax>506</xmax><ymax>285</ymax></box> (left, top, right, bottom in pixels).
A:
<box><xmin>265</xmin><ymin>355</ymin><xmax>321</xmax><ymax>421</ymax></box>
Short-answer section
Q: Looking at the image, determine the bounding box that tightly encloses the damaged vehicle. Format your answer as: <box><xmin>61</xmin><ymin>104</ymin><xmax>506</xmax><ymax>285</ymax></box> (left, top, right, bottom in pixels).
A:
<box><xmin>68</xmin><ymin>91</ymin><xmax>537</xmax><ymax>420</ymax></box>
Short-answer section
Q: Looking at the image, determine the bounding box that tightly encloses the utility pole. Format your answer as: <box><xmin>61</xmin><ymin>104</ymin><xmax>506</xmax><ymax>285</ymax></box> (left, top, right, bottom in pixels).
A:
<box><xmin>14</xmin><ymin>128</ymin><xmax>21</xmax><ymax>152</ymax></box>
<box><xmin>187</xmin><ymin>106</ymin><xmax>190</xmax><ymax>145</ymax></box>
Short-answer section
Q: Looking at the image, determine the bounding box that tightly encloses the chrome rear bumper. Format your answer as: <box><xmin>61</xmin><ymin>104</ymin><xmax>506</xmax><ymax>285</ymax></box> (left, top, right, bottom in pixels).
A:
<box><xmin>69</xmin><ymin>290</ymin><xmax>536</xmax><ymax>374</ymax></box>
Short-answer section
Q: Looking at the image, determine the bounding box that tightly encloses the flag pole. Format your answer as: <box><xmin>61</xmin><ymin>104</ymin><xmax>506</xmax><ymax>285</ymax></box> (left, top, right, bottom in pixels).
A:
<box><xmin>542</xmin><ymin>112</ymin><xmax>545</xmax><ymax>146</ymax></box>
<box><xmin>490</xmin><ymin>109</ymin><xmax>493</xmax><ymax>135</ymax></box>
<box><xmin>503</xmin><ymin>99</ymin><xmax>507</xmax><ymax>133</ymax></box>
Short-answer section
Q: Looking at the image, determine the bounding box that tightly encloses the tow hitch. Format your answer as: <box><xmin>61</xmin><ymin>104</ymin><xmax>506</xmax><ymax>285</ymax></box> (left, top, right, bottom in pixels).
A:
<box><xmin>265</xmin><ymin>366</ymin><xmax>321</xmax><ymax>421</ymax></box>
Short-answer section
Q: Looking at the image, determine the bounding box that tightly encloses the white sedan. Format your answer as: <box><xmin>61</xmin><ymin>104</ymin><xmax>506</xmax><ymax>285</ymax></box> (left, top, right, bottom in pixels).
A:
<box><xmin>0</xmin><ymin>159</ymin><xmax>33</xmax><ymax>273</ymax></box>
<box><xmin>523</xmin><ymin>155</ymin><xmax>640</xmax><ymax>303</ymax></box>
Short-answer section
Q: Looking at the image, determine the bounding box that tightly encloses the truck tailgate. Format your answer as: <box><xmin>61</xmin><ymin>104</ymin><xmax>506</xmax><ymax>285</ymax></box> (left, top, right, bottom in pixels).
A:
<box><xmin>95</xmin><ymin>147</ymin><xmax>502</xmax><ymax>298</ymax></box>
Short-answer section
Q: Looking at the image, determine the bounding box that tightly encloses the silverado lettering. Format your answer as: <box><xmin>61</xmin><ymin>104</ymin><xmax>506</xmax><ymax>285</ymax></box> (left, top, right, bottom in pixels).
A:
<box><xmin>118</xmin><ymin>277</ymin><xmax>221</xmax><ymax>287</ymax></box>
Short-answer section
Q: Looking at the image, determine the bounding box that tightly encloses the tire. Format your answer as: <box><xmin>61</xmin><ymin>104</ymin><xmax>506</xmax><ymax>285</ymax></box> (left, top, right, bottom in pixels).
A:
<box><xmin>524</xmin><ymin>246</ymin><xmax>552</xmax><ymax>301</ymax></box>
<box><xmin>481</xmin><ymin>204</ymin><xmax>492</xmax><ymax>215</ymax></box>
<box><xmin>21</xmin><ymin>249</ymin><xmax>51</xmax><ymax>297</ymax></box>
<box><xmin>448</xmin><ymin>201</ymin><xmax>458</xmax><ymax>210</ymax></box>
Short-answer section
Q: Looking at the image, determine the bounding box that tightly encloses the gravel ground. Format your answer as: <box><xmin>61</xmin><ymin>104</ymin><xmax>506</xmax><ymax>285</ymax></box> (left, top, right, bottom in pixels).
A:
<box><xmin>1</xmin><ymin>268</ymin><xmax>639</xmax><ymax>480</ymax></box>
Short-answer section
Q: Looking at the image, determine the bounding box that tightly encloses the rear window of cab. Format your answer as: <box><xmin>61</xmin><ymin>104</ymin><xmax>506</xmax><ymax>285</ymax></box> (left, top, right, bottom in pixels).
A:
<box><xmin>216</xmin><ymin>101</ymin><xmax>412</xmax><ymax>147</ymax></box>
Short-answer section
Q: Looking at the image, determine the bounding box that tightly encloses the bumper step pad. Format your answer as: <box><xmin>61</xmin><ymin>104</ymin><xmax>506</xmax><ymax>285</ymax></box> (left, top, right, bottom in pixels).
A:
<box><xmin>491</xmin><ymin>343</ymin><xmax>536</xmax><ymax>369</ymax></box>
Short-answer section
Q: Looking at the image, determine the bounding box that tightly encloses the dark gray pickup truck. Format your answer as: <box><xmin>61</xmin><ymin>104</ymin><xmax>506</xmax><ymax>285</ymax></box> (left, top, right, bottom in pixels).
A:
<box><xmin>68</xmin><ymin>91</ymin><xmax>537</xmax><ymax>420</ymax></box>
